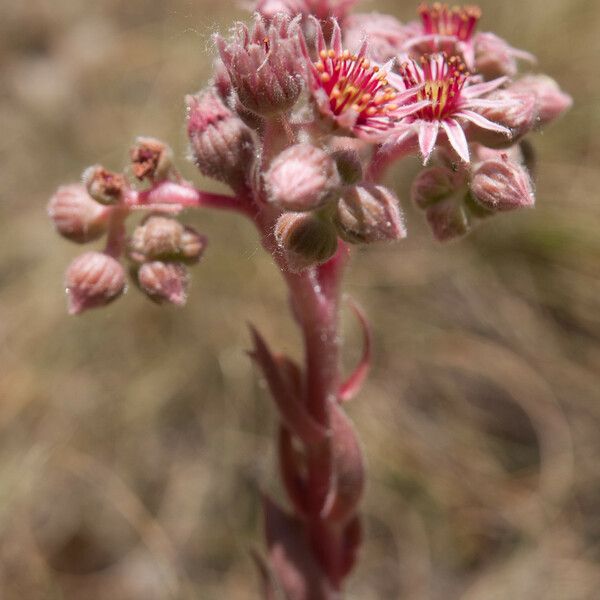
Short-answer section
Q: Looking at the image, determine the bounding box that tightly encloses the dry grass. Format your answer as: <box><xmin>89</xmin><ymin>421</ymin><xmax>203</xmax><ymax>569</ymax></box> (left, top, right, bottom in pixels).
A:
<box><xmin>0</xmin><ymin>0</ymin><xmax>598</xmax><ymax>598</ymax></box>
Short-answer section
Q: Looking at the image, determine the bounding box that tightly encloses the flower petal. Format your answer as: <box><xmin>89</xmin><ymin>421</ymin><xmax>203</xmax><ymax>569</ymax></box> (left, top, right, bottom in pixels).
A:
<box><xmin>418</xmin><ymin>120</ymin><xmax>440</xmax><ymax>165</ymax></box>
<box><xmin>458</xmin><ymin>109</ymin><xmax>512</xmax><ymax>135</ymax></box>
<box><xmin>331</xmin><ymin>19</ymin><xmax>343</xmax><ymax>55</ymax></box>
<box><xmin>441</xmin><ymin>119</ymin><xmax>470</xmax><ymax>163</ymax></box>
<box><xmin>463</xmin><ymin>76</ymin><xmax>508</xmax><ymax>98</ymax></box>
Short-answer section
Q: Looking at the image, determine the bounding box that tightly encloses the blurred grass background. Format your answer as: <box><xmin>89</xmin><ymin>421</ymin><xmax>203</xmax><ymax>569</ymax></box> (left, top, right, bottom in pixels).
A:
<box><xmin>0</xmin><ymin>0</ymin><xmax>598</xmax><ymax>598</ymax></box>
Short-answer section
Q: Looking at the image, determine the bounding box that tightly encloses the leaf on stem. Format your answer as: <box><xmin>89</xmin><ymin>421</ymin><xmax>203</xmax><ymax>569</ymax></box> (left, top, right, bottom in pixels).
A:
<box><xmin>263</xmin><ymin>495</ymin><xmax>335</xmax><ymax>600</ymax></box>
<box><xmin>248</xmin><ymin>325</ymin><xmax>328</xmax><ymax>446</ymax></box>
<box><xmin>278</xmin><ymin>425</ymin><xmax>308</xmax><ymax>516</ymax></box>
<box><xmin>321</xmin><ymin>404</ymin><xmax>365</xmax><ymax>524</ymax></box>
<box><xmin>339</xmin><ymin>298</ymin><xmax>372</xmax><ymax>403</ymax></box>
<box><xmin>339</xmin><ymin>516</ymin><xmax>363</xmax><ymax>579</ymax></box>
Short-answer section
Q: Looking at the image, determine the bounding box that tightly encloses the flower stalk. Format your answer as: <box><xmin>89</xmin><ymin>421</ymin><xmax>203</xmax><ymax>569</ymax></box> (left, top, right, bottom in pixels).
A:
<box><xmin>47</xmin><ymin>2</ymin><xmax>570</xmax><ymax>597</ymax></box>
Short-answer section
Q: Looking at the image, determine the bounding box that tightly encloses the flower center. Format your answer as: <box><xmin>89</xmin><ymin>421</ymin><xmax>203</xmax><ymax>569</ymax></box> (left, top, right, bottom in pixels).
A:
<box><xmin>418</xmin><ymin>2</ymin><xmax>481</xmax><ymax>42</ymax></box>
<box><xmin>314</xmin><ymin>49</ymin><xmax>399</xmax><ymax>124</ymax></box>
<box><xmin>399</xmin><ymin>54</ymin><xmax>468</xmax><ymax>121</ymax></box>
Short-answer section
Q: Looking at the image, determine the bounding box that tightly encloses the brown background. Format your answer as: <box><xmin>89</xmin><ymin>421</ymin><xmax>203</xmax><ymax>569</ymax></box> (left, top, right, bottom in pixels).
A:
<box><xmin>0</xmin><ymin>0</ymin><xmax>598</xmax><ymax>598</ymax></box>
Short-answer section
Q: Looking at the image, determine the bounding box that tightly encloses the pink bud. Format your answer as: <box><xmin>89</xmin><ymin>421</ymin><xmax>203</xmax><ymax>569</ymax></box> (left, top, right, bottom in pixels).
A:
<box><xmin>331</xmin><ymin>148</ymin><xmax>363</xmax><ymax>185</ymax></box>
<box><xmin>48</xmin><ymin>184</ymin><xmax>110</xmax><ymax>244</ymax></box>
<box><xmin>129</xmin><ymin>215</ymin><xmax>207</xmax><ymax>264</ymax></box>
<box><xmin>470</xmin><ymin>156</ymin><xmax>535</xmax><ymax>212</ymax></box>
<box><xmin>137</xmin><ymin>261</ymin><xmax>189</xmax><ymax>306</ymax></box>
<box><xmin>186</xmin><ymin>89</ymin><xmax>255</xmax><ymax>189</ymax></box>
<box><xmin>274</xmin><ymin>212</ymin><xmax>338</xmax><ymax>272</ymax></box>
<box><xmin>473</xmin><ymin>91</ymin><xmax>538</xmax><ymax>149</ymax></box>
<box><xmin>211</xmin><ymin>59</ymin><xmax>233</xmax><ymax>102</ymax></box>
<box><xmin>265</xmin><ymin>143</ymin><xmax>341</xmax><ymax>211</ymax></box>
<box><xmin>510</xmin><ymin>75</ymin><xmax>572</xmax><ymax>127</ymax></box>
<box><xmin>255</xmin><ymin>0</ymin><xmax>306</xmax><ymax>21</ymax></box>
<box><xmin>130</xmin><ymin>137</ymin><xmax>173</xmax><ymax>181</ymax></box>
<box><xmin>82</xmin><ymin>165</ymin><xmax>127</xmax><ymax>206</ymax></box>
<box><xmin>411</xmin><ymin>166</ymin><xmax>464</xmax><ymax>209</ymax></box>
<box><xmin>65</xmin><ymin>251</ymin><xmax>126</xmax><ymax>315</ymax></box>
<box><xmin>215</xmin><ymin>14</ymin><xmax>304</xmax><ymax>116</ymax></box>
<box><xmin>343</xmin><ymin>13</ymin><xmax>411</xmax><ymax>62</ymax></box>
<box><xmin>425</xmin><ymin>200</ymin><xmax>471</xmax><ymax>242</ymax></box>
<box><xmin>335</xmin><ymin>184</ymin><xmax>406</xmax><ymax>244</ymax></box>
<box><xmin>474</xmin><ymin>32</ymin><xmax>534</xmax><ymax>79</ymax></box>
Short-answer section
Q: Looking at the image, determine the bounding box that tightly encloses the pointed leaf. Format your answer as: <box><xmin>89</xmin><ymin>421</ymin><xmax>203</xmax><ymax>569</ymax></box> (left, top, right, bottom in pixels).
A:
<box><xmin>278</xmin><ymin>426</ymin><xmax>308</xmax><ymax>516</ymax></box>
<box><xmin>321</xmin><ymin>405</ymin><xmax>365</xmax><ymax>523</ymax></box>
<box><xmin>339</xmin><ymin>299</ymin><xmax>372</xmax><ymax>403</ymax></box>
<box><xmin>249</xmin><ymin>326</ymin><xmax>328</xmax><ymax>446</ymax></box>
<box><xmin>263</xmin><ymin>495</ymin><xmax>335</xmax><ymax>600</ymax></box>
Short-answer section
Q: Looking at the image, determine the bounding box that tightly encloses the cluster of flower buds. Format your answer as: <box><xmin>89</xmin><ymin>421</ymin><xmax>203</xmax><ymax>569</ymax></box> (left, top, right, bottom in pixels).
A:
<box><xmin>49</xmin><ymin>138</ymin><xmax>208</xmax><ymax>314</ymax></box>
<box><xmin>264</xmin><ymin>142</ymin><xmax>406</xmax><ymax>271</ymax></box>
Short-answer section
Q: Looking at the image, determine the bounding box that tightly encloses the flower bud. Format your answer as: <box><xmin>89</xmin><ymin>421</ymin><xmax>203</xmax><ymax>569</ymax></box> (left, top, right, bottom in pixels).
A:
<box><xmin>215</xmin><ymin>14</ymin><xmax>304</xmax><ymax>116</ymax></box>
<box><xmin>137</xmin><ymin>261</ymin><xmax>189</xmax><ymax>306</ymax></box>
<box><xmin>343</xmin><ymin>13</ymin><xmax>412</xmax><ymax>62</ymax></box>
<box><xmin>474</xmin><ymin>32</ymin><xmax>534</xmax><ymax>79</ymax></box>
<box><xmin>331</xmin><ymin>149</ymin><xmax>363</xmax><ymax>185</ymax></box>
<box><xmin>334</xmin><ymin>184</ymin><xmax>406</xmax><ymax>244</ymax></box>
<box><xmin>129</xmin><ymin>215</ymin><xmax>207</xmax><ymax>264</ymax></box>
<box><xmin>83</xmin><ymin>165</ymin><xmax>127</xmax><ymax>206</ymax></box>
<box><xmin>274</xmin><ymin>212</ymin><xmax>338</xmax><ymax>272</ymax></box>
<box><xmin>470</xmin><ymin>156</ymin><xmax>534</xmax><ymax>212</ymax></box>
<box><xmin>186</xmin><ymin>89</ymin><xmax>256</xmax><ymax>189</ymax></box>
<box><xmin>425</xmin><ymin>200</ymin><xmax>471</xmax><ymax>242</ymax></box>
<box><xmin>265</xmin><ymin>144</ymin><xmax>341</xmax><ymax>211</ymax></box>
<box><xmin>65</xmin><ymin>252</ymin><xmax>126</xmax><ymax>315</ymax></box>
<box><xmin>411</xmin><ymin>166</ymin><xmax>463</xmax><ymax>209</ymax></box>
<box><xmin>48</xmin><ymin>184</ymin><xmax>110</xmax><ymax>244</ymax></box>
<box><xmin>472</xmin><ymin>91</ymin><xmax>537</xmax><ymax>149</ymax></box>
<box><xmin>130</xmin><ymin>137</ymin><xmax>173</xmax><ymax>181</ymax></box>
<box><xmin>212</xmin><ymin>59</ymin><xmax>233</xmax><ymax>102</ymax></box>
<box><xmin>509</xmin><ymin>75</ymin><xmax>572</xmax><ymax>127</ymax></box>
<box><xmin>255</xmin><ymin>0</ymin><xmax>305</xmax><ymax>20</ymax></box>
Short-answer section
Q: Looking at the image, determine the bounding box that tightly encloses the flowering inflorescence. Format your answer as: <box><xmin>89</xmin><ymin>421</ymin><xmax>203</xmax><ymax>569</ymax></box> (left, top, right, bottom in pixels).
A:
<box><xmin>47</xmin><ymin>2</ymin><xmax>570</xmax><ymax>596</ymax></box>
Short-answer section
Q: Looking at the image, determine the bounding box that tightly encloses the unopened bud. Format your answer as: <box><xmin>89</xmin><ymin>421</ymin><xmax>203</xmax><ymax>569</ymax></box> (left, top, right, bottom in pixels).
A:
<box><xmin>48</xmin><ymin>184</ymin><xmax>109</xmax><ymax>243</ymax></box>
<box><xmin>212</xmin><ymin>59</ymin><xmax>233</xmax><ymax>102</ymax></box>
<box><xmin>411</xmin><ymin>166</ymin><xmax>463</xmax><ymax>209</ymax></box>
<box><xmin>331</xmin><ymin>149</ymin><xmax>363</xmax><ymax>185</ymax></box>
<box><xmin>344</xmin><ymin>13</ymin><xmax>412</xmax><ymax>62</ymax></box>
<box><xmin>137</xmin><ymin>261</ymin><xmax>189</xmax><ymax>306</ymax></box>
<box><xmin>186</xmin><ymin>89</ymin><xmax>255</xmax><ymax>189</ymax></box>
<box><xmin>274</xmin><ymin>212</ymin><xmax>338</xmax><ymax>272</ymax></box>
<box><xmin>473</xmin><ymin>91</ymin><xmax>537</xmax><ymax>149</ymax></box>
<box><xmin>425</xmin><ymin>200</ymin><xmax>471</xmax><ymax>242</ymax></box>
<box><xmin>335</xmin><ymin>184</ymin><xmax>406</xmax><ymax>244</ymax></box>
<box><xmin>215</xmin><ymin>14</ymin><xmax>304</xmax><ymax>116</ymax></box>
<box><xmin>475</xmin><ymin>32</ymin><xmax>534</xmax><ymax>79</ymax></box>
<box><xmin>129</xmin><ymin>215</ymin><xmax>207</xmax><ymax>264</ymax></box>
<box><xmin>255</xmin><ymin>0</ymin><xmax>305</xmax><ymax>20</ymax></box>
<box><xmin>470</xmin><ymin>156</ymin><xmax>535</xmax><ymax>212</ymax></box>
<box><xmin>510</xmin><ymin>75</ymin><xmax>572</xmax><ymax>127</ymax></box>
<box><xmin>265</xmin><ymin>144</ymin><xmax>341</xmax><ymax>211</ymax></box>
<box><xmin>65</xmin><ymin>252</ymin><xmax>126</xmax><ymax>315</ymax></box>
<box><xmin>130</xmin><ymin>137</ymin><xmax>173</xmax><ymax>181</ymax></box>
<box><xmin>83</xmin><ymin>165</ymin><xmax>127</xmax><ymax>206</ymax></box>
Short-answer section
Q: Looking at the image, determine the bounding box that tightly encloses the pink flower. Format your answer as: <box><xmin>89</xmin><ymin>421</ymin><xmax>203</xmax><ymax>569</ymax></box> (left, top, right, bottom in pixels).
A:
<box><xmin>302</xmin><ymin>18</ymin><xmax>429</xmax><ymax>140</ymax></box>
<box><xmin>400</xmin><ymin>4</ymin><xmax>533</xmax><ymax>77</ymax></box>
<box><xmin>389</xmin><ymin>53</ymin><xmax>513</xmax><ymax>163</ymax></box>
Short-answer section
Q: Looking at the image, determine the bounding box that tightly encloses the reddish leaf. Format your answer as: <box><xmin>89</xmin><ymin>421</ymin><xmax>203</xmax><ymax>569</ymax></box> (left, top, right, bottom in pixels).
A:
<box><xmin>339</xmin><ymin>299</ymin><xmax>372</xmax><ymax>403</ymax></box>
<box><xmin>249</xmin><ymin>326</ymin><xmax>327</xmax><ymax>445</ymax></box>
<box><xmin>321</xmin><ymin>405</ymin><xmax>365</xmax><ymax>524</ymax></box>
<box><xmin>263</xmin><ymin>495</ymin><xmax>335</xmax><ymax>600</ymax></box>
<box><xmin>278</xmin><ymin>426</ymin><xmax>308</xmax><ymax>516</ymax></box>
<box><xmin>339</xmin><ymin>516</ymin><xmax>363</xmax><ymax>579</ymax></box>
